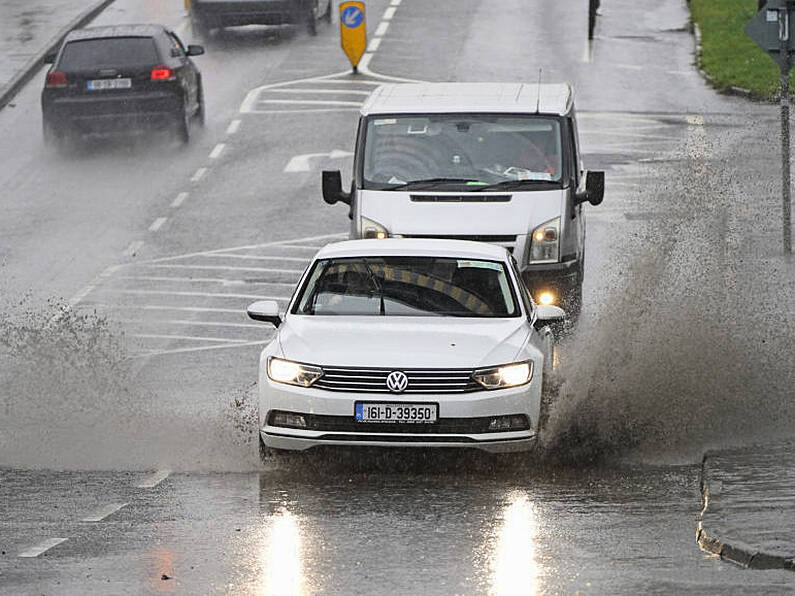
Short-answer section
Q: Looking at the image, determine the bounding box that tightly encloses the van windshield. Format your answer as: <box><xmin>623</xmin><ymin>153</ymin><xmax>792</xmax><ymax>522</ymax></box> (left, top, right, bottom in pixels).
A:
<box><xmin>361</xmin><ymin>114</ymin><xmax>563</xmax><ymax>191</ymax></box>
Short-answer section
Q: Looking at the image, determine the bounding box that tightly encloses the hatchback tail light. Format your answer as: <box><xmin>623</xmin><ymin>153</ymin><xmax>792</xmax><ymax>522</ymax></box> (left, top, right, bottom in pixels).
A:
<box><xmin>151</xmin><ymin>66</ymin><xmax>175</xmax><ymax>80</ymax></box>
<box><xmin>45</xmin><ymin>71</ymin><xmax>67</xmax><ymax>87</ymax></box>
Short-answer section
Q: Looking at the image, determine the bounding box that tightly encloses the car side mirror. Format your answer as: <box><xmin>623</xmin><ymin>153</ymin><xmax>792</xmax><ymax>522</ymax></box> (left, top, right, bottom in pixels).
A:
<box><xmin>186</xmin><ymin>45</ymin><xmax>205</xmax><ymax>57</ymax></box>
<box><xmin>534</xmin><ymin>304</ymin><xmax>565</xmax><ymax>327</ymax></box>
<box><xmin>247</xmin><ymin>300</ymin><xmax>282</xmax><ymax>327</ymax></box>
<box><xmin>322</xmin><ymin>170</ymin><xmax>351</xmax><ymax>206</ymax></box>
<box><xmin>44</xmin><ymin>52</ymin><xmax>57</xmax><ymax>64</ymax></box>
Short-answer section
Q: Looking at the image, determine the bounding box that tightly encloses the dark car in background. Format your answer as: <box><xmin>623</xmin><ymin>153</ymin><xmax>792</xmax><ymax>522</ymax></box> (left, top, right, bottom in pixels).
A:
<box><xmin>188</xmin><ymin>0</ymin><xmax>331</xmax><ymax>37</ymax></box>
<box><xmin>41</xmin><ymin>24</ymin><xmax>205</xmax><ymax>146</ymax></box>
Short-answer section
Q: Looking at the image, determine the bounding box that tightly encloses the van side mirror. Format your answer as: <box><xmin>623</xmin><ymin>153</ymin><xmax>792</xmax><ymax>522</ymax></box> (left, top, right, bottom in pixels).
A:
<box><xmin>585</xmin><ymin>170</ymin><xmax>604</xmax><ymax>205</ymax></box>
<box><xmin>44</xmin><ymin>52</ymin><xmax>57</xmax><ymax>64</ymax></box>
<box><xmin>247</xmin><ymin>300</ymin><xmax>282</xmax><ymax>327</ymax></box>
<box><xmin>186</xmin><ymin>45</ymin><xmax>205</xmax><ymax>57</ymax></box>
<box><xmin>322</xmin><ymin>170</ymin><xmax>351</xmax><ymax>206</ymax></box>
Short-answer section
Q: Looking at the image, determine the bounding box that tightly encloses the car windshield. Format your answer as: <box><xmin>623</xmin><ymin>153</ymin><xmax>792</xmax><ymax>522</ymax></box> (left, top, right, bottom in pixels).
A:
<box><xmin>293</xmin><ymin>256</ymin><xmax>519</xmax><ymax>317</ymax></box>
<box><xmin>58</xmin><ymin>37</ymin><xmax>159</xmax><ymax>70</ymax></box>
<box><xmin>361</xmin><ymin>114</ymin><xmax>563</xmax><ymax>191</ymax></box>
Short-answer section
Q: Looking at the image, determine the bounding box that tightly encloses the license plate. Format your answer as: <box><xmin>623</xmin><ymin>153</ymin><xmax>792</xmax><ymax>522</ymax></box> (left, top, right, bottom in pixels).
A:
<box><xmin>355</xmin><ymin>402</ymin><xmax>438</xmax><ymax>423</ymax></box>
<box><xmin>87</xmin><ymin>78</ymin><xmax>132</xmax><ymax>90</ymax></box>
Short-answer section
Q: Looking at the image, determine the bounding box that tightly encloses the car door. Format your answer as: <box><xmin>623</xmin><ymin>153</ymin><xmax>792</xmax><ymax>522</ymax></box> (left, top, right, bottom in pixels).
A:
<box><xmin>167</xmin><ymin>31</ymin><xmax>198</xmax><ymax>111</ymax></box>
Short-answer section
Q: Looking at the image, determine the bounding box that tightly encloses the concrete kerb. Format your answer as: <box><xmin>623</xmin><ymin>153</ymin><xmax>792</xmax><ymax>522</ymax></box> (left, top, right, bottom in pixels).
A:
<box><xmin>0</xmin><ymin>0</ymin><xmax>116</xmax><ymax>111</ymax></box>
<box><xmin>697</xmin><ymin>451</ymin><xmax>795</xmax><ymax>572</ymax></box>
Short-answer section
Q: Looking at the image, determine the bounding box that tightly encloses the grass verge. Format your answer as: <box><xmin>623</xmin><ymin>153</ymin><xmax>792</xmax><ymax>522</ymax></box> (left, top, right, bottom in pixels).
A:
<box><xmin>690</xmin><ymin>0</ymin><xmax>788</xmax><ymax>98</ymax></box>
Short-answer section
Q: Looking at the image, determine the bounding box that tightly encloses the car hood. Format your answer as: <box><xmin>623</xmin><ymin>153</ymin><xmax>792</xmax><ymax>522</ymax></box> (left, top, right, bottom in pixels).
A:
<box><xmin>359</xmin><ymin>189</ymin><xmax>564</xmax><ymax>235</ymax></box>
<box><xmin>278</xmin><ymin>316</ymin><xmax>530</xmax><ymax>368</ymax></box>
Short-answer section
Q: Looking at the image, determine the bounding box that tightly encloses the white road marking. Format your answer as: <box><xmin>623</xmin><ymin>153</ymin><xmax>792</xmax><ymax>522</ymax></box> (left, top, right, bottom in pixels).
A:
<box><xmin>686</xmin><ymin>115</ymin><xmax>705</xmax><ymax>126</ymax></box>
<box><xmin>122</xmin><ymin>319</ymin><xmax>265</xmax><ymax>329</ymax></box>
<box><xmin>383</xmin><ymin>6</ymin><xmax>396</xmax><ymax>19</ymax></box>
<box><xmin>145</xmin><ymin>264</ymin><xmax>304</xmax><ymax>274</ymax></box>
<box><xmin>284</xmin><ymin>149</ymin><xmax>353</xmax><ymax>173</ymax></box>
<box><xmin>368</xmin><ymin>37</ymin><xmax>382</xmax><ymax>52</ymax></box>
<box><xmin>132</xmin><ymin>333</ymin><xmax>257</xmax><ymax>343</ymax></box>
<box><xmin>191</xmin><ymin>167</ymin><xmax>207</xmax><ymax>182</ymax></box>
<box><xmin>137</xmin><ymin>469</ymin><xmax>171</xmax><ymax>488</ymax></box>
<box><xmin>82</xmin><ymin>502</ymin><xmax>128</xmax><ymax>522</ymax></box>
<box><xmin>374</xmin><ymin>21</ymin><xmax>389</xmax><ymax>36</ymax></box>
<box><xmin>203</xmin><ymin>253</ymin><xmax>310</xmax><ymax>262</ymax></box>
<box><xmin>266</xmin><ymin>88</ymin><xmax>372</xmax><ymax>95</ymax></box>
<box><xmin>125</xmin><ymin>241</ymin><xmax>144</xmax><ymax>256</ymax></box>
<box><xmin>257</xmin><ymin>99</ymin><xmax>363</xmax><ymax>106</ymax></box>
<box><xmin>126</xmin><ymin>305</ymin><xmax>256</xmax><ymax>314</ymax></box>
<box><xmin>240</xmin><ymin>69</ymin><xmax>354</xmax><ymax>113</ymax></box>
<box><xmin>104</xmin><ymin>289</ymin><xmax>274</xmax><ymax>299</ymax></box>
<box><xmin>66</xmin><ymin>265</ymin><xmax>119</xmax><ymax>308</ymax></box>
<box><xmin>209</xmin><ymin>143</ymin><xmax>226</xmax><ymax>159</ymax></box>
<box><xmin>149</xmin><ymin>217</ymin><xmax>168</xmax><ymax>232</ymax></box>
<box><xmin>139</xmin><ymin>339</ymin><xmax>270</xmax><ymax>357</ymax></box>
<box><xmin>171</xmin><ymin>192</ymin><xmax>189</xmax><ymax>208</ymax></box>
<box><xmin>390</xmin><ymin>0</ymin><xmax>402</xmax><ymax>5</ymax></box>
<box><xmin>141</xmin><ymin>232</ymin><xmax>347</xmax><ymax>264</ymax></box>
<box><xmin>226</xmin><ymin>119</ymin><xmax>241</xmax><ymax>135</ymax></box>
<box><xmin>18</xmin><ymin>538</ymin><xmax>68</xmax><ymax>558</ymax></box>
<box><xmin>244</xmin><ymin>108</ymin><xmax>361</xmax><ymax>114</ymax></box>
<box><xmin>117</xmin><ymin>275</ymin><xmax>294</xmax><ymax>286</ymax></box>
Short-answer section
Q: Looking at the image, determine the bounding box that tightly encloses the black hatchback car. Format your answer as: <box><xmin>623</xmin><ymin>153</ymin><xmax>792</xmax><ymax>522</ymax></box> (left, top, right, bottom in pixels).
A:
<box><xmin>41</xmin><ymin>24</ymin><xmax>205</xmax><ymax>145</ymax></box>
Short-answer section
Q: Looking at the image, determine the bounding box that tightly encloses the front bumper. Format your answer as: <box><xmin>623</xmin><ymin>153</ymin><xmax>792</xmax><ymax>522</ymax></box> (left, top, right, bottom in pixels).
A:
<box><xmin>258</xmin><ymin>374</ymin><xmax>542</xmax><ymax>453</ymax></box>
<box><xmin>520</xmin><ymin>257</ymin><xmax>580</xmax><ymax>302</ymax></box>
<box><xmin>192</xmin><ymin>0</ymin><xmax>299</xmax><ymax>27</ymax></box>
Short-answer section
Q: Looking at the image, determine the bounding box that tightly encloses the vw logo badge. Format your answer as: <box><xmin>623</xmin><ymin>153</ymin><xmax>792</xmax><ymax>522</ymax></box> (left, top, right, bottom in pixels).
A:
<box><xmin>386</xmin><ymin>371</ymin><xmax>408</xmax><ymax>393</ymax></box>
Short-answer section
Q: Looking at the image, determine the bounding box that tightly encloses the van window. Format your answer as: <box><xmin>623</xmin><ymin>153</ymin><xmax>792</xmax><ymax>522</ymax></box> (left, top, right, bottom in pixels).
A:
<box><xmin>362</xmin><ymin>114</ymin><xmax>563</xmax><ymax>191</ymax></box>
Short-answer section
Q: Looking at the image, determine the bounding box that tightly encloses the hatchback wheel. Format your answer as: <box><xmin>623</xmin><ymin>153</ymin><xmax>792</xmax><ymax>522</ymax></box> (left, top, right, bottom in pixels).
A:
<box><xmin>176</xmin><ymin>101</ymin><xmax>190</xmax><ymax>144</ymax></box>
<box><xmin>195</xmin><ymin>81</ymin><xmax>205</xmax><ymax>127</ymax></box>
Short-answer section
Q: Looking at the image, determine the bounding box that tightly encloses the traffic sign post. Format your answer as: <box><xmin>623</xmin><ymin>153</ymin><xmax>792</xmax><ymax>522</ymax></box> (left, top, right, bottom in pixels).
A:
<box><xmin>746</xmin><ymin>0</ymin><xmax>795</xmax><ymax>255</ymax></box>
<box><xmin>339</xmin><ymin>1</ymin><xmax>366</xmax><ymax>73</ymax></box>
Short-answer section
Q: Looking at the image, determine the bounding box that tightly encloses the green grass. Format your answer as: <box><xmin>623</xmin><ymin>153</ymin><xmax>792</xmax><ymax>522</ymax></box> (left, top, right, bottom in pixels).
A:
<box><xmin>690</xmin><ymin>0</ymin><xmax>787</xmax><ymax>98</ymax></box>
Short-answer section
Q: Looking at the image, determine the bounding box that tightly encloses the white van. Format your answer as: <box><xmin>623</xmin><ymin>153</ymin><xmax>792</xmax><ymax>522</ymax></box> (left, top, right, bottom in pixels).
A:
<box><xmin>322</xmin><ymin>83</ymin><xmax>604</xmax><ymax>315</ymax></box>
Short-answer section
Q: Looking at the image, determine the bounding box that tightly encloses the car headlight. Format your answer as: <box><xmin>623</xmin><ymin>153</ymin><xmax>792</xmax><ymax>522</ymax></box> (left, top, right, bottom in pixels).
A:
<box><xmin>527</xmin><ymin>217</ymin><xmax>560</xmax><ymax>264</ymax></box>
<box><xmin>360</xmin><ymin>216</ymin><xmax>389</xmax><ymax>239</ymax></box>
<box><xmin>472</xmin><ymin>361</ymin><xmax>533</xmax><ymax>390</ymax></box>
<box><xmin>267</xmin><ymin>357</ymin><xmax>323</xmax><ymax>387</ymax></box>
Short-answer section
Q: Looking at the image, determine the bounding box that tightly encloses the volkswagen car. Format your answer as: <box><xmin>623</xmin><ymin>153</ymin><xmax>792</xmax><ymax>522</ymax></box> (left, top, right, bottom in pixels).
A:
<box><xmin>247</xmin><ymin>239</ymin><xmax>564</xmax><ymax>455</ymax></box>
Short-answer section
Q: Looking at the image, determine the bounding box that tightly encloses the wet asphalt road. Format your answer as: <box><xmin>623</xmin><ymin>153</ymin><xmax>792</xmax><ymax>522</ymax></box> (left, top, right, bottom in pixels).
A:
<box><xmin>2</xmin><ymin>0</ymin><xmax>795</xmax><ymax>593</ymax></box>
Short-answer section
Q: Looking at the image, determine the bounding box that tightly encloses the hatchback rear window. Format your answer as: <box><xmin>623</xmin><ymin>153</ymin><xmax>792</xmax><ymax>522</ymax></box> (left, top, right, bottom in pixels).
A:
<box><xmin>59</xmin><ymin>37</ymin><xmax>159</xmax><ymax>70</ymax></box>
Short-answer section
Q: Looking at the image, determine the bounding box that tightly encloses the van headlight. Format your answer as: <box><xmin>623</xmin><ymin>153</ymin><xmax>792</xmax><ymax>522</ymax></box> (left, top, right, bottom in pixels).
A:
<box><xmin>267</xmin><ymin>357</ymin><xmax>323</xmax><ymax>387</ymax></box>
<box><xmin>360</xmin><ymin>216</ymin><xmax>389</xmax><ymax>239</ymax></box>
<box><xmin>472</xmin><ymin>361</ymin><xmax>533</xmax><ymax>390</ymax></box>
<box><xmin>527</xmin><ymin>217</ymin><xmax>560</xmax><ymax>264</ymax></box>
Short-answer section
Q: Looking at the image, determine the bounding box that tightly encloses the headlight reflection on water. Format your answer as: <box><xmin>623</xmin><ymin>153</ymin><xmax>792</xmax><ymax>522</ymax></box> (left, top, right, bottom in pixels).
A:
<box><xmin>490</xmin><ymin>494</ymin><xmax>539</xmax><ymax>596</ymax></box>
<box><xmin>260</xmin><ymin>508</ymin><xmax>304</xmax><ymax>596</ymax></box>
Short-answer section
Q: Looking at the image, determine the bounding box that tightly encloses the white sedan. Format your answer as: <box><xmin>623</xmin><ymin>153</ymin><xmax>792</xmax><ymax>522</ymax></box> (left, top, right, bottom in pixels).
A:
<box><xmin>247</xmin><ymin>238</ymin><xmax>564</xmax><ymax>455</ymax></box>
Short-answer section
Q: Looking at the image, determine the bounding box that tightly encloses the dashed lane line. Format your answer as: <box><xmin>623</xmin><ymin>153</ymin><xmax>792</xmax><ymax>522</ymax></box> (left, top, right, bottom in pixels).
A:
<box><xmin>201</xmin><ymin>253</ymin><xmax>311</xmax><ymax>262</ymax></box>
<box><xmin>171</xmin><ymin>191</ymin><xmax>189</xmax><ymax>208</ymax></box>
<box><xmin>82</xmin><ymin>503</ymin><xmax>128</xmax><ymax>522</ymax></box>
<box><xmin>149</xmin><ymin>217</ymin><xmax>168</xmax><ymax>232</ymax></box>
<box><xmin>383</xmin><ymin>6</ymin><xmax>396</xmax><ymax>19</ymax></box>
<box><xmin>226</xmin><ymin>119</ymin><xmax>241</xmax><ymax>135</ymax></box>
<box><xmin>137</xmin><ymin>469</ymin><xmax>171</xmax><ymax>488</ymax></box>
<box><xmin>374</xmin><ymin>21</ymin><xmax>389</xmax><ymax>36</ymax></box>
<box><xmin>138</xmin><ymin>339</ymin><xmax>270</xmax><ymax>358</ymax></box>
<box><xmin>209</xmin><ymin>143</ymin><xmax>226</xmax><ymax>159</ymax></box>
<box><xmin>18</xmin><ymin>538</ymin><xmax>68</xmax><ymax>558</ymax></box>
<box><xmin>142</xmin><ymin>264</ymin><xmax>304</xmax><ymax>274</ymax></box>
<box><xmin>121</xmin><ymin>319</ymin><xmax>266</xmax><ymax>329</ymax></box>
<box><xmin>191</xmin><ymin>167</ymin><xmax>207</xmax><ymax>182</ymax></box>
<box><xmin>132</xmin><ymin>333</ymin><xmax>258</xmax><ymax>343</ymax></box>
<box><xmin>101</xmin><ymin>289</ymin><xmax>278</xmax><ymax>300</ymax></box>
<box><xmin>368</xmin><ymin>37</ymin><xmax>382</xmax><ymax>52</ymax></box>
<box><xmin>116</xmin><ymin>275</ymin><xmax>295</xmax><ymax>286</ymax></box>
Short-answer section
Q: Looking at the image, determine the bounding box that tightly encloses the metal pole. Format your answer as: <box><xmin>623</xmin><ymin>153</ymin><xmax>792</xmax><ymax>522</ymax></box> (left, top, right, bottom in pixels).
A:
<box><xmin>781</xmin><ymin>8</ymin><xmax>792</xmax><ymax>255</ymax></box>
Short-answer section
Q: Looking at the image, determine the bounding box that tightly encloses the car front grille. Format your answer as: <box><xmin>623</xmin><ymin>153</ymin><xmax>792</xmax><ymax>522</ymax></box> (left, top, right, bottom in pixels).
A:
<box><xmin>312</xmin><ymin>366</ymin><xmax>482</xmax><ymax>394</ymax></box>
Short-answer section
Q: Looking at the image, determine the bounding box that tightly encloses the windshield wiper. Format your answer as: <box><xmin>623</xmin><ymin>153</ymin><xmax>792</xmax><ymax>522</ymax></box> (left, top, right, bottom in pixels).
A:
<box><xmin>472</xmin><ymin>179</ymin><xmax>558</xmax><ymax>191</ymax></box>
<box><xmin>361</xmin><ymin>259</ymin><xmax>385</xmax><ymax>316</ymax></box>
<box><xmin>385</xmin><ymin>177</ymin><xmax>485</xmax><ymax>190</ymax></box>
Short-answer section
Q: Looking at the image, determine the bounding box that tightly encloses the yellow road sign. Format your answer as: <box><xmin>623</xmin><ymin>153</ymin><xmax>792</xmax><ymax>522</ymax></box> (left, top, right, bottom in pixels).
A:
<box><xmin>339</xmin><ymin>1</ymin><xmax>366</xmax><ymax>71</ymax></box>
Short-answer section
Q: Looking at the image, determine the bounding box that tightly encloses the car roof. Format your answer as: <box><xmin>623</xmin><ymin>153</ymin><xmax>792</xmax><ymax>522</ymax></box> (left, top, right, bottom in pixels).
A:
<box><xmin>64</xmin><ymin>24</ymin><xmax>167</xmax><ymax>42</ymax></box>
<box><xmin>360</xmin><ymin>82</ymin><xmax>574</xmax><ymax>117</ymax></box>
<box><xmin>315</xmin><ymin>239</ymin><xmax>511</xmax><ymax>261</ymax></box>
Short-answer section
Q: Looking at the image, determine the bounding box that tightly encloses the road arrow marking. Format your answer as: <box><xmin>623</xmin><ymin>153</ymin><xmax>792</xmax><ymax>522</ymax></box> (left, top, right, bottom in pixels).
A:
<box><xmin>284</xmin><ymin>150</ymin><xmax>353</xmax><ymax>173</ymax></box>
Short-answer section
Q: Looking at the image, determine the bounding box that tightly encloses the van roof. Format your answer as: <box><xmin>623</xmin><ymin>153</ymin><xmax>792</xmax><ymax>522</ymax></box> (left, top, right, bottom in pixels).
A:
<box><xmin>360</xmin><ymin>82</ymin><xmax>574</xmax><ymax>117</ymax></box>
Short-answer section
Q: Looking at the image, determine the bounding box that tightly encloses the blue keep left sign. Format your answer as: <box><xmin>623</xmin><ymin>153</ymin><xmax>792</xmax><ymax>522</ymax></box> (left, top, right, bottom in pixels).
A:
<box><xmin>341</xmin><ymin>5</ymin><xmax>364</xmax><ymax>28</ymax></box>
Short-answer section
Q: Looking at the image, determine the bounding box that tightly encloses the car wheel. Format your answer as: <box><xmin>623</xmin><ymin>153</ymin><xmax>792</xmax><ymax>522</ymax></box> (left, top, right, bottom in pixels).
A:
<box><xmin>323</xmin><ymin>0</ymin><xmax>332</xmax><ymax>23</ymax></box>
<box><xmin>176</xmin><ymin>101</ymin><xmax>190</xmax><ymax>144</ymax></box>
<box><xmin>43</xmin><ymin>119</ymin><xmax>67</xmax><ymax>151</ymax></box>
<box><xmin>307</xmin><ymin>8</ymin><xmax>317</xmax><ymax>36</ymax></box>
<box><xmin>538</xmin><ymin>367</ymin><xmax>559</xmax><ymax>436</ymax></box>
